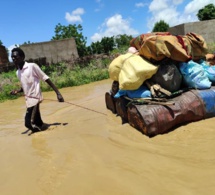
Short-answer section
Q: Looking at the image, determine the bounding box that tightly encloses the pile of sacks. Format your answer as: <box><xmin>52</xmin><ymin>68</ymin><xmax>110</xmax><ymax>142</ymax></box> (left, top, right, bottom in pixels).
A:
<box><xmin>108</xmin><ymin>32</ymin><xmax>215</xmax><ymax>99</ymax></box>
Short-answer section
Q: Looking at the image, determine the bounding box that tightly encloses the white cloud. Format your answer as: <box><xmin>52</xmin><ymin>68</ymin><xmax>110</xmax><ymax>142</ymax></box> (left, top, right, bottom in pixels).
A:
<box><xmin>91</xmin><ymin>14</ymin><xmax>139</xmax><ymax>42</ymax></box>
<box><xmin>65</xmin><ymin>8</ymin><xmax>85</xmax><ymax>23</ymax></box>
<box><xmin>72</xmin><ymin>8</ymin><xmax>85</xmax><ymax>15</ymax></box>
<box><xmin>65</xmin><ymin>13</ymin><xmax>82</xmax><ymax>23</ymax></box>
<box><xmin>91</xmin><ymin>33</ymin><xmax>103</xmax><ymax>42</ymax></box>
<box><xmin>135</xmin><ymin>2</ymin><xmax>147</xmax><ymax>8</ymax></box>
<box><xmin>148</xmin><ymin>0</ymin><xmax>215</xmax><ymax>31</ymax></box>
<box><xmin>184</xmin><ymin>0</ymin><xmax>215</xmax><ymax>14</ymax></box>
<box><xmin>149</xmin><ymin>0</ymin><xmax>169</xmax><ymax>12</ymax></box>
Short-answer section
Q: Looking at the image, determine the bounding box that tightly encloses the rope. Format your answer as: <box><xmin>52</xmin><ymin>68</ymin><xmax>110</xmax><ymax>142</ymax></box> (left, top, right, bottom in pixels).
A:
<box><xmin>44</xmin><ymin>98</ymin><xmax>107</xmax><ymax>116</ymax></box>
<box><xmin>22</xmin><ymin>95</ymin><xmax>107</xmax><ymax>116</ymax></box>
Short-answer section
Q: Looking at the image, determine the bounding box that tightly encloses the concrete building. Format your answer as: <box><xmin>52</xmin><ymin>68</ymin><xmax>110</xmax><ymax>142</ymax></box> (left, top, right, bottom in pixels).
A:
<box><xmin>168</xmin><ymin>19</ymin><xmax>215</xmax><ymax>44</ymax></box>
<box><xmin>20</xmin><ymin>38</ymin><xmax>79</xmax><ymax>65</ymax></box>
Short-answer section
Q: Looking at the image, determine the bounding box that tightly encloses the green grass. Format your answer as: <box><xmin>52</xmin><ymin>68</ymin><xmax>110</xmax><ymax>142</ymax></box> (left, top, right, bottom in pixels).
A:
<box><xmin>0</xmin><ymin>59</ymin><xmax>110</xmax><ymax>103</ymax></box>
<box><xmin>41</xmin><ymin>65</ymin><xmax>109</xmax><ymax>91</ymax></box>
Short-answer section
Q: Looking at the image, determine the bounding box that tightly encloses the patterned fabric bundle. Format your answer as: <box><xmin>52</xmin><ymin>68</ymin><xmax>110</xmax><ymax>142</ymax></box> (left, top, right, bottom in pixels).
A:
<box><xmin>130</xmin><ymin>32</ymin><xmax>208</xmax><ymax>62</ymax></box>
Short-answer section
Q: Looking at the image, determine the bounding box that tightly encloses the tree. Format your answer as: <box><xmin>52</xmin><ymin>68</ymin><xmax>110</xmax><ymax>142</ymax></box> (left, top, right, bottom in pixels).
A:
<box><xmin>115</xmin><ymin>34</ymin><xmax>133</xmax><ymax>48</ymax></box>
<box><xmin>52</xmin><ymin>23</ymin><xmax>88</xmax><ymax>57</ymax></box>
<box><xmin>89</xmin><ymin>41</ymin><xmax>103</xmax><ymax>54</ymax></box>
<box><xmin>152</xmin><ymin>20</ymin><xmax>170</xmax><ymax>32</ymax></box>
<box><xmin>88</xmin><ymin>35</ymin><xmax>132</xmax><ymax>55</ymax></box>
<box><xmin>89</xmin><ymin>37</ymin><xmax>115</xmax><ymax>55</ymax></box>
<box><xmin>197</xmin><ymin>4</ymin><xmax>215</xmax><ymax>21</ymax></box>
<box><xmin>100</xmin><ymin>36</ymin><xmax>115</xmax><ymax>54</ymax></box>
<box><xmin>0</xmin><ymin>40</ymin><xmax>3</xmax><ymax>45</ymax></box>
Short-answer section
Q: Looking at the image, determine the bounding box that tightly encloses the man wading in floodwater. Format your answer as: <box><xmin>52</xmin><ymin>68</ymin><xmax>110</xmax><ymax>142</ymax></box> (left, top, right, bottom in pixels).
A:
<box><xmin>10</xmin><ymin>48</ymin><xmax>64</xmax><ymax>133</ymax></box>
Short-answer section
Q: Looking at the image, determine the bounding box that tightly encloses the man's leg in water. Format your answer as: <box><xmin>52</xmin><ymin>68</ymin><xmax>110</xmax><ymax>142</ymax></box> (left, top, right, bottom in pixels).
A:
<box><xmin>25</xmin><ymin>103</ymin><xmax>43</xmax><ymax>132</ymax></box>
<box><xmin>31</xmin><ymin>103</ymin><xmax>44</xmax><ymax>131</ymax></box>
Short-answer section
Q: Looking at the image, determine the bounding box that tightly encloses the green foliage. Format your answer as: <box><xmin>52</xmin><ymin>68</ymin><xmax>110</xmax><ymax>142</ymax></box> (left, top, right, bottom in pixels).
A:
<box><xmin>152</xmin><ymin>20</ymin><xmax>170</xmax><ymax>32</ymax></box>
<box><xmin>0</xmin><ymin>60</ymin><xmax>109</xmax><ymax>103</ymax></box>
<box><xmin>115</xmin><ymin>34</ymin><xmax>133</xmax><ymax>48</ymax></box>
<box><xmin>39</xmin><ymin>63</ymin><xmax>109</xmax><ymax>91</ymax></box>
<box><xmin>100</xmin><ymin>58</ymin><xmax>112</xmax><ymax>68</ymax></box>
<box><xmin>88</xmin><ymin>34</ymin><xmax>132</xmax><ymax>55</ymax></box>
<box><xmin>197</xmin><ymin>4</ymin><xmax>215</xmax><ymax>21</ymax></box>
<box><xmin>58</xmin><ymin>67</ymin><xmax>107</xmax><ymax>87</ymax></box>
<box><xmin>41</xmin><ymin>62</ymin><xmax>67</xmax><ymax>76</ymax></box>
<box><xmin>88</xmin><ymin>37</ymin><xmax>115</xmax><ymax>54</ymax></box>
<box><xmin>111</xmin><ymin>45</ymin><xmax>128</xmax><ymax>54</ymax></box>
<box><xmin>100</xmin><ymin>36</ymin><xmax>115</xmax><ymax>54</ymax></box>
<box><xmin>89</xmin><ymin>41</ymin><xmax>103</xmax><ymax>54</ymax></box>
<box><xmin>0</xmin><ymin>70</ymin><xmax>22</xmax><ymax>102</ymax></box>
<box><xmin>0</xmin><ymin>40</ymin><xmax>3</xmax><ymax>45</ymax></box>
<box><xmin>52</xmin><ymin>23</ymin><xmax>88</xmax><ymax>57</ymax></box>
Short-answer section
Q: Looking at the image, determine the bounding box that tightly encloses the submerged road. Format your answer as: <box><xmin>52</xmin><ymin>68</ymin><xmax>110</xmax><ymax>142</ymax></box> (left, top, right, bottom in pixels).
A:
<box><xmin>0</xmin><ymin>79</ymin><xmax>215</xmax><ymax>195</ymax></box>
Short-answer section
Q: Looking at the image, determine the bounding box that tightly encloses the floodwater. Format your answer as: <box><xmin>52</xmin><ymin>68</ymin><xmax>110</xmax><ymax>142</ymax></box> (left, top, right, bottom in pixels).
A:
<box><xmin>0</xmin><ymin>79</ymin><xmax>215</xmax><ymax>195</ymax></box>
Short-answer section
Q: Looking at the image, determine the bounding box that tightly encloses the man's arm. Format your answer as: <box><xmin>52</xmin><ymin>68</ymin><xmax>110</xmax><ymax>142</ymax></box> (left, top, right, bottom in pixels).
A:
<box><xmin>45</xmin><ymin>79</ymin><xmax>64</xmax><ymax>102</ymax></box>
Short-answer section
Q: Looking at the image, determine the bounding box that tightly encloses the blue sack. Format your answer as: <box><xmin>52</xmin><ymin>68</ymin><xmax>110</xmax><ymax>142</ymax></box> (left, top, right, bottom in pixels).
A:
<box><xmin>114</xmin><ymin>85</ymin><xmax>151</xmax><ymax>98</ymax></box>
<box><xmin>199</xmin><ymin>60</ymin><xmax>215</xmax><ymax>82</ymax></box>
<box><xmin>179</xmin><ymin>60</ymin><xmax>211</xmax><ymax>89</ymax></box>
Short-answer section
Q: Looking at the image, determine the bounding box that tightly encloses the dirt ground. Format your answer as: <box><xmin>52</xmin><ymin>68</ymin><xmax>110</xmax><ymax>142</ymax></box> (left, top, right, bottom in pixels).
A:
<box><xmin>0</xmin><ymin>79</ymin><xmax>215</xmax><ymax>195</ymax></box>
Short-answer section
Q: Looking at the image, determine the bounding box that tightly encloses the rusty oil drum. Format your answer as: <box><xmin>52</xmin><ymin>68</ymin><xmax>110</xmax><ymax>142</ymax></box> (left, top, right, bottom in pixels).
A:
<box><xmin>127</xmin><ymin>90</ymin><xmax>205</xmax><ymax>137</ymax></box>
<box><xmin>192</xmin><ymin>87</ymin><xmax>215</xmax><ymax>119</ymax></box>
<box><xmin>105</xmin><ymin>92</ymin><xmax>117</xmax><ymax>114</ymax></box>
<box><xmin>115</xmin><ymin>97</ymin><xmax>130</xmax><ymax>124</ymax></box>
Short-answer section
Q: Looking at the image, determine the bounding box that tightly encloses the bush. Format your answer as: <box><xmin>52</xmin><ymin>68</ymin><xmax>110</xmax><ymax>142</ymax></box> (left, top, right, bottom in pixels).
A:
<box><xmin>0</xmin><ymin>59</ymin><xmax>109</xmax><ymax>103</ymax></box>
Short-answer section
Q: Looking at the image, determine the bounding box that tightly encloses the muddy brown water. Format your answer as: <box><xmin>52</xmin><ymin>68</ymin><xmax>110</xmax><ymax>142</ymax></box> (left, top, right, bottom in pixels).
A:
<box><xmin>0</xmin><ymin>79</ymin><xmax>215</xmax><ymax>195</ymax></box>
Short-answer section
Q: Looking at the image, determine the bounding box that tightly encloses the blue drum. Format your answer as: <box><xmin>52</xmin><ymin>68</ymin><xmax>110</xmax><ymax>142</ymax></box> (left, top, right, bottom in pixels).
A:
<box><xmin>192</xmin><ymin>87</ymin><xmax>215</xmax><ymax>118</ymax></box>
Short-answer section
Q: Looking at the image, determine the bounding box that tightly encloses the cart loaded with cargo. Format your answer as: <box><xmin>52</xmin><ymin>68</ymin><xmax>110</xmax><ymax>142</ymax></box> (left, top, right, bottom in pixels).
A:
<box><xmin>105</xmin><ymin>32</ymin><xmax>215</xmax><ymax>137</ymax></box>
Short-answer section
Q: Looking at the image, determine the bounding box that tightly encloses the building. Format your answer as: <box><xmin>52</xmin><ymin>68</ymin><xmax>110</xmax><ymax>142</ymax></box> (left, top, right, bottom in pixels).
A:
<box><xmin>20</xmin><ymin>38</ymin><xmax>79</xmax><ymax>65</ymax></box>
<box><xmin>168</xmin><ymin>19</ymin><xmax>215</xmax><ymax>44</ymax></box>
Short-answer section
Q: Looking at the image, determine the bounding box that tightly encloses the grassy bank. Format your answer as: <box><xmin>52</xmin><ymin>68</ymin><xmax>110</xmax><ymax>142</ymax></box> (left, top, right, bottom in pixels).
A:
<box><xmin>0</xmin><ymin>59</ymin><xmax>110</xmax><ymax>103</ymax></box>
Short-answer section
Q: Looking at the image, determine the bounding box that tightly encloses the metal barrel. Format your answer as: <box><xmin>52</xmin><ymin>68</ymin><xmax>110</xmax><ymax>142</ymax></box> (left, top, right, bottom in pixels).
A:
<box><xmin>127</xmin><ymin>90</ymin><xmax>205</xmax><ymax>137</ymax></box>
<box><xmin>191</xmin><ymin>87</ymin><xmax>215</xmax><ymax>119</ymax></box>
<box><xmin>105</xmin><ymin>92</ymin><xmax>117</xmax><ymax>114</ymax></box>
<box><xmin>115</xmin><ymin>97</ymin><xmax>130</xmax><ymax>124</ymax></box>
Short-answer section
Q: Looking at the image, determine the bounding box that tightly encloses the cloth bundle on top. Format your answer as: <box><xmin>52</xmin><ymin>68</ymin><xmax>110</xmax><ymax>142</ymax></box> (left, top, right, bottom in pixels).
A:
<box><xmin>108</xmin><ymin>52</ymin><xmax>133</xmax><ymax>81</ymax></box>
<box><xmin>130</xmin><ymin>32</ymin><xmax>208</xmax><ymax>62</ymax></box>
<box><xmin>108</xmin><ymin>52</ymin><xmax>158</xmax><ymax>90</ymax></box>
